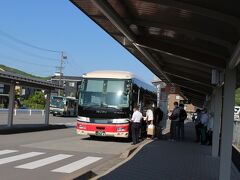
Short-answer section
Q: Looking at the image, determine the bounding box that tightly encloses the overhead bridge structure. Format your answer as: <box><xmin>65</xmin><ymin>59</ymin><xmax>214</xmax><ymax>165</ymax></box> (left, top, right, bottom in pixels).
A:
<box><xmin>70</xmin><ymin>1</ymin><xmax>240</xmax><ymax>179</ymax></box>
<box><xmin>0</xmin><ymin>70</ymin><xmax>63</xmax><ymax>127</ymax></box>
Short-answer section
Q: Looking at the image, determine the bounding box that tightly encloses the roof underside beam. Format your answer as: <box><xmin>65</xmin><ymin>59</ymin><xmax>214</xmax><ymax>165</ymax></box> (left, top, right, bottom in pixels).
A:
<box><xmin>149</xmin><ymin>0</ymin><xmax>240</xmax><ymax>28</ymax></box>
<box><xmin>170</xmin><ymin>77</ymin><xmax>212</xmax><ymax>93</ymax></box>
<box><xmin>136</xmin><ymin>37</ymin><xmax>226</xmax><ymax>69</ymax></box>
<box><xmin>164</xmin><ymin>70</ymin><xmax>212</xmax><ymax>88</ymax></box>
<box><xmin>132</xmin><ymin>19</ymin><xmax>233</xmax><ymax>53</ymax></box>
<box><xmin>175</xmin><ymin>83</ymin><xmax>209</xmax><ymax>95</ymax></box>
<box><xmin>162</xmin><ymin>65</ymin><xmax>211</xmax><ymax>79</ymax></box>
<box><xmin>90</xmin><ymin>0</ymin><xmax>171</xmax><ymax>82</ymax></box>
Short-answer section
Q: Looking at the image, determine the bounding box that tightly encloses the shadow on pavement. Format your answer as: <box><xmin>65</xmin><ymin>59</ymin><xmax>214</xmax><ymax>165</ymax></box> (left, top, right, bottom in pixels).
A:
<box><xmin>0</xmin><ymin>124</ymin><xmax>67</xmax><ymax>134</ymax></box>
<box><xmin>80</xmin><ymin>135</ymin><xmax>133</xmax><ymax>143</ymax></box>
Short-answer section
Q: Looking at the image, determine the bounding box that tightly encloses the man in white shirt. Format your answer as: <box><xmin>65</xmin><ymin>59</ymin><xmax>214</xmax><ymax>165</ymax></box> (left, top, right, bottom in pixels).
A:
<box><xmin>131</xmin><ymin>106</ymin><xmax>143</xmax><ymax>145</ymax></box>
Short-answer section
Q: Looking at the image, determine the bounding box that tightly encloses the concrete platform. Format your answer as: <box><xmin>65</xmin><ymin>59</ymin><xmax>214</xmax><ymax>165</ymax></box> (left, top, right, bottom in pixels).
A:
<box><xmin>100</xmin><ymin>121</ymin><xmax>240</xmax><ymax>180</ymax></box>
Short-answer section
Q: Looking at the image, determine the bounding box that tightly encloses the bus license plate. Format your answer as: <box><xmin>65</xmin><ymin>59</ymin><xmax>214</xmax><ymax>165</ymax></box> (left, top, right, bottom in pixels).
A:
<box><xmin>96</xmin><ymin>131</ymin><xmax>105</xmax><ymax>136</ymax></box>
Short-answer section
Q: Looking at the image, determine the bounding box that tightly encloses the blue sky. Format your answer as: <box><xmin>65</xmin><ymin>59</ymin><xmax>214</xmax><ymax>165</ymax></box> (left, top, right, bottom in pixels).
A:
<box><xmin>0</xmin><ymin>0</ymin><xmax>154</xmax><ymax>83</ymax></box>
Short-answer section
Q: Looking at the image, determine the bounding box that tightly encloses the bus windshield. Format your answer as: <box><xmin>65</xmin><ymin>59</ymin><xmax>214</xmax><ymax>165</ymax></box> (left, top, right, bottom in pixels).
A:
<box><xmin>79</xmin><ymin>79</ymin><xmax>129</xmax><ymax>109</ymax></box>
<box><xmin>50</xmin><ymin>96</ymin><xmax>64</xmax><ymax>108</ymax></box>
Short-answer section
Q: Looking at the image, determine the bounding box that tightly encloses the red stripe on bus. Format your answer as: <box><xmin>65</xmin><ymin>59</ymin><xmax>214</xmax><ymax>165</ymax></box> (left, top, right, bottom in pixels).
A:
<box><xmin>76</xmin><ymin>121</ymin><xmax>129</xmax><ymax>133</ymax></box>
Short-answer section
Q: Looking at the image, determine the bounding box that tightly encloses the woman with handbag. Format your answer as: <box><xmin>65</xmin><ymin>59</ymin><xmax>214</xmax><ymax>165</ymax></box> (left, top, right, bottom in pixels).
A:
<box><xmin>144</xmin><ymin>105</ymin><xmax>155</xmax><ymax>139</ymax></box>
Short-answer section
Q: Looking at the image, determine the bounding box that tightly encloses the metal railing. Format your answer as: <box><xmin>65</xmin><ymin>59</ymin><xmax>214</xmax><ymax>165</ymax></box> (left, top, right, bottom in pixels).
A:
<box><xmin>0</xmin><ymin>108</ymin><xmax>45</xmax><ymax>116</ymax></box>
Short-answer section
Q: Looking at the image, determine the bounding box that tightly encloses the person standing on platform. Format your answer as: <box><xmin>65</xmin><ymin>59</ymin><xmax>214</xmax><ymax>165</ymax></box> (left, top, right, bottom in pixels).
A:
<box><xmin>178</xmin><ymin>104</ymin><xmax>187</xmax><ymax>141</ymax></box>
<box><xmin>154</xmin><ymin>106</ymin><xmax>163</xmax><ymax>139</ymax></box>
<box><xmin>144</xmin><ymin>104</ymin><xmax>154</xmax><ymax>139</ymax></box>
<box><xmin>200</xmin><ymin>108</ymin><xmax>209</xmax><ymax>145</ymax></box>
<box><xmin>169</xmin><ymin>102</ymin><xmax>180</xmax><ymax>141</ymax></box>
<box><xmin>131</xmin><ymin>106</ymin><xmax>143</xmax><ymax>145</ymax></box>
<box><xmin>207</xmin><ymin>112</ymin><xmax>213</xmax><ymax>145</ymax></box>
<box><xmin>192</xmin><ymin>109</ymin><xmax>201</xmax><ymax>143</ymax></box>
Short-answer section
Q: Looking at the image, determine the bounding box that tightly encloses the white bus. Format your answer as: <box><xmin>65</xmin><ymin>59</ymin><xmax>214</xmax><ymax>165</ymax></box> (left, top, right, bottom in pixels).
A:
<box><xmin>50</xmin><ymin>96</ymin><xmax>78</xmax><ymax>117</ymax></box>
<box><xmin>76</xmin><ymin>71</ymin><xmax>156</xmax><ymax>138</ymax></box>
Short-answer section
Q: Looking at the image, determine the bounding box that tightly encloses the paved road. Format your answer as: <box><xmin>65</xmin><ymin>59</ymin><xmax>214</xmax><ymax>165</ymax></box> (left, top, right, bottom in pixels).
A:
<box><xmin>0</xmin><ymin>115</ymin><xmax>132</xmax><ymax>180</ymax></box>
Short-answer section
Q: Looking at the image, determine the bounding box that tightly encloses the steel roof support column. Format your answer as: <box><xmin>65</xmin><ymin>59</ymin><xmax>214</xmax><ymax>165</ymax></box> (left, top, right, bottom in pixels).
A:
<box><xmin>219</xmin><ymin>68</ymin><xmax>236</xmax><ymax>180</ymax></box>
<box><xmin>212</xmin><ymin>87</ymin><xmax>222</xmax><ymax>157</ymax></box>
<box><xmin>44</xmin><ymin>90</ymin><xmax>51</xmax><ymax>125</ymax></box>
<box><xmin>7</xmin><ymin>83</ymin><xmax>15</xmax><ymax>127</ymax></box>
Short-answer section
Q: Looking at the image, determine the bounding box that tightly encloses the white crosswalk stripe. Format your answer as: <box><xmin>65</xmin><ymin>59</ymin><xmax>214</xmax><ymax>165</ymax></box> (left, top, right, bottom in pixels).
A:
<box><xmin>0</xmin><ymin>149</ymin><xmax>103</xmax><ymax>174</ymax></box>
<box><xmin>51</xmin><ymin>156</ymin><xmax>102</xmax><ymax>173</ymax></box>
<box><xmin>0</xmin><ymin>152</ymin><xmax>45</xmax><ymax>165</ymax></box>
<box><xmin>0</xmin><ymin>150</ymin><xmax>18</xmax><ymax>155</ymax></box>
<box><xmin>16</xmin><ymin>154</ymin><xmax>73</xmax><ymax>169</ymax></box>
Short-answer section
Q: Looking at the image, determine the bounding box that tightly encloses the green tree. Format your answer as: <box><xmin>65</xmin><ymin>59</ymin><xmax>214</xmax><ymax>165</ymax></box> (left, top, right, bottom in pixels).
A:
<box><xmin>22</xmin><ymin>91</ymin><xmax>46</xmax><ymax>109</ymax></box>
<box><xmin>235</xmin><ymin>88</ymin><xmax>240</xmax><ymax>106</ymax></box>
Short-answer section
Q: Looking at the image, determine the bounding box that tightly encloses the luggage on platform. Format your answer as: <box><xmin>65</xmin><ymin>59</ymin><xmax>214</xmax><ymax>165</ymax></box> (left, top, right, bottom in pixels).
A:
<box><xmin>147</xmin><ymin>124</ymin><xmax>155</xmax><ymax>135</ymax></box>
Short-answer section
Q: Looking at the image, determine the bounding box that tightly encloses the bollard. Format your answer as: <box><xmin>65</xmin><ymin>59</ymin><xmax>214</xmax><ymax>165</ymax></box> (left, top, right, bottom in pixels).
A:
<box><xmin>29</xmin><ymin>109</ymin><xmax>32</xmax><ymax>116</ymax></box>
<box><xmin>42</xmin><ymin>110</ymin><xmax>44</xmax><ymax>116</ymax></box>
<box><xmin>14</xmin><ymin>109</ymin><xmax>16</xmax><ymax>116</ymax></box>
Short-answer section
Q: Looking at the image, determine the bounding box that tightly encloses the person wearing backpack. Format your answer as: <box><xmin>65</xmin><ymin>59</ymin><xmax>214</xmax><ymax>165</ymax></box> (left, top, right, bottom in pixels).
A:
<box><xmin>178</xmin><ymin>104</ymin><xmax>187</xmax><ymax>141</ymax></box>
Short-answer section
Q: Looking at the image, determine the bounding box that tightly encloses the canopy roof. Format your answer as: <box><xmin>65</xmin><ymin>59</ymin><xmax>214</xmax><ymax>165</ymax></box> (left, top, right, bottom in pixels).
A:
<box><xmin>0</xmin><ymin>71</ymin><xmax>63</xmax><ymax>90</ymax></box>
<box><xmin>70</xmin><ymin>0</ymin><xmax>240</xmax><ymax>107</ymax></box>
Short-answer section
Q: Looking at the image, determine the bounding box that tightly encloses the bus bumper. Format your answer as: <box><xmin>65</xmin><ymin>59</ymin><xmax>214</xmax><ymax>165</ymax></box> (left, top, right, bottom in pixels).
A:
<box><xmin>76</xmin><ymin>121</ymin><xmax>129</xmax><ymax>138</ymax></box>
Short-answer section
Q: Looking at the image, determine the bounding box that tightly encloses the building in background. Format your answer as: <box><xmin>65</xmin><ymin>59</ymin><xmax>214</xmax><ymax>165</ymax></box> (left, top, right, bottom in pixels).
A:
<box><xmin>168</xmin><ymin>94</ymin><xmax>195</xmax><ymax>112</ymax></box>
<box><xmin>152</xmin><ymin>76</ymin><xmax>196</xmax><ymax>113</ymax></box>
<box><xmin>49</xmin><ymin>75</ymin><xmax>82</xmax><ymax>98</ymax></box>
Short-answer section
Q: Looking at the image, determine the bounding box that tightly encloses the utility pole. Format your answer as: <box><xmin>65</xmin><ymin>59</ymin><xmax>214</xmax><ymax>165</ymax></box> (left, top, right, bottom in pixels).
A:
<box><xmin>57</xmin><ymin>51</ymin><xmax>67</xmax><ymax>96</ymax></box>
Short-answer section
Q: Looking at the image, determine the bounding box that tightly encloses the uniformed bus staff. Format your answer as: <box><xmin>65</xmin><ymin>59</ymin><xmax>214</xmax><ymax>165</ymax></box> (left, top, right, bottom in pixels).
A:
<box><xmin>131</xmin><ymin>106</ymin><xmax>143</xmax><ymax>145</ymax></box>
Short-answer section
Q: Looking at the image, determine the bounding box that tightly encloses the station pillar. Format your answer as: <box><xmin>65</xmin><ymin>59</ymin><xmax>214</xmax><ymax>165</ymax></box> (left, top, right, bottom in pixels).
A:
<box><xmin>219</xmin><ymin>68</ymin><xmax>236</xmax><ymax>180</ymax></box>
<box><xmin>212</xmin><ymin>87</ymin><xmax>222</xmax><ymax>157</ymax></box>
<box><xmin>44</xmin><ymin>90</ymin><xmax>51</xmax><ymax>125</ymax></box>
<box><xmin>7</xmin><ymin>83</ymin><xmax>15</xmax><ymax>127</ymax></box>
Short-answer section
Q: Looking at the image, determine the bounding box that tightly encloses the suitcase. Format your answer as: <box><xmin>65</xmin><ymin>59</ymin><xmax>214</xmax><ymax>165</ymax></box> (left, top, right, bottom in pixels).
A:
<box><xmin>147</xmin><ymin>124</ymin><xmax>155</xmax><ymax>135</ymax></box>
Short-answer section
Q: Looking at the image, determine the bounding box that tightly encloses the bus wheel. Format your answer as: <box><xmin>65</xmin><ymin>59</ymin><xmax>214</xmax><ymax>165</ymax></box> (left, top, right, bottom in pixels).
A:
<box><xmin>53</xmin><ymin>113</ymin><xmax>56</xmax><ymax>116</ymax></box>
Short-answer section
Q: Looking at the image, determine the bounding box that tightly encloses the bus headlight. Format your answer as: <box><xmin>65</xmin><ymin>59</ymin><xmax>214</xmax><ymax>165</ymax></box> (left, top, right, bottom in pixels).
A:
<box><xmin>79</xmin><ymin>124</ymin><xmax>86</xmax><ymax>129</ymax></box>
<box><xmin>117</xmin><ymin>127</ymin><xmax>126</xmax><ymax>132</ymax></box>
<box><xmin>77</xmin><ymin>116</ymin><xmax>90</xmax><ymax>122</ymax></box>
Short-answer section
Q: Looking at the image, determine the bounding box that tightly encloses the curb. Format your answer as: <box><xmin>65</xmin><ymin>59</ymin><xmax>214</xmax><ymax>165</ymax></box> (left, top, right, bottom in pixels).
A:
<box><xmin>70</xmin><ymin>139</ymin><xmax>152</xmax><ymax>180</ymax></box>
<box><xmin>90</xmin><ymin>139</ymin><xmax>152</xmax><ymax>180</ymax></box>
